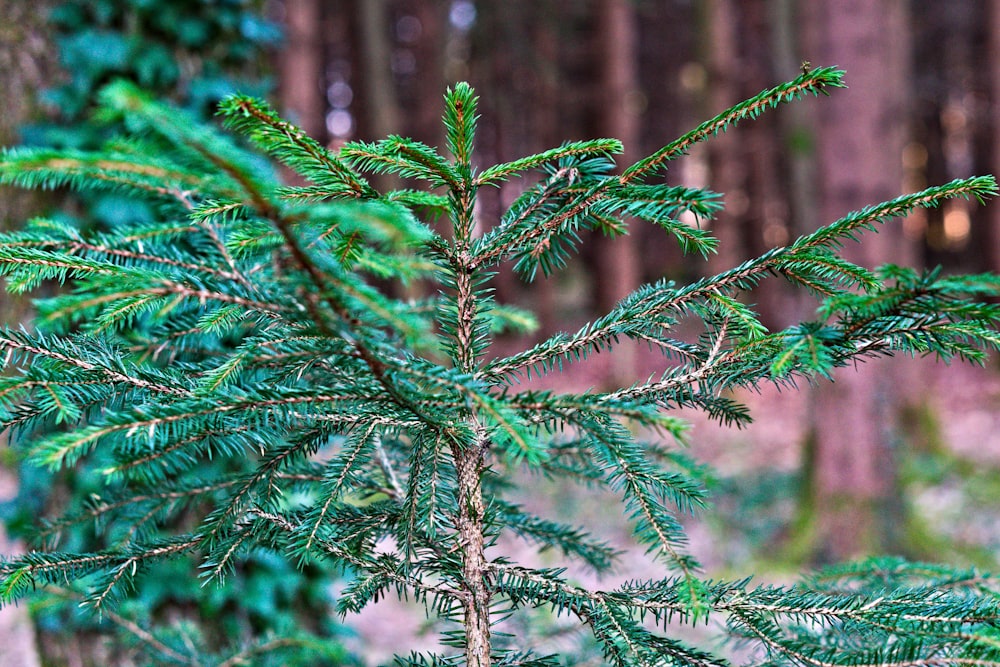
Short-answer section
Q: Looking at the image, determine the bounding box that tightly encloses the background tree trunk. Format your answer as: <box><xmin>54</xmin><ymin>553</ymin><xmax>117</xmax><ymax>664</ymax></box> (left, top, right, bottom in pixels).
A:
<box><xmin>402</xmin><ymin>0</ymin><xmax>448</xmax><ymax>148</ymax></box>
<box><xmin>801</xmin><ymin>0</ymin><xmax>915</xmax><ymax>563</ymax></box>
<box><xmin>280</xmin><ymin>0</ymin><xmax>326</xmax><ymax>142</ymax></box>
<box><xmin>771</xmin><ymin>0</ymin><xmax>817</xmax><ymax>331</ymax></box>
<box><xmin>355</xmin><ymin>0</ymin><xmax>404</xmax><ymax>142</ymax></box>
<box><xmin>987</xmin><ymin>0</ymin><xmax>1000</xmax><ymax>272</ymax></box>
<box><xmin>702</xmin><ymin>0</ymin><xmax>745</xmax><ymax>276</ymax></box>
<box><xmin>592</xmin><ymin>0</ymin><xmax>642</xmax><ymax>384</ymax></box>
<box><xmin>635</xmin><ymin>1</ymin><xmax>695</xmax><ymax>287</ymax></box>
<box><xmin>0</xmin><ymin>1</ymin><xmax>54</xmax><ymax>664</ymax></box>
<box><xmin>702</xmin><ymin>0</ymin><xmax>791</xmax><ymax>328</ymax></box>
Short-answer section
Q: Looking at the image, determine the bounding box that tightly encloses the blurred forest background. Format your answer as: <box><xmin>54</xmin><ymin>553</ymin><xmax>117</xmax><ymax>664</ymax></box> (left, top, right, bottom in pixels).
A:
<box><xmin>2</xmin><ymin>0</ymin><xmax>1000</xmax><ymax>664</ymax></box>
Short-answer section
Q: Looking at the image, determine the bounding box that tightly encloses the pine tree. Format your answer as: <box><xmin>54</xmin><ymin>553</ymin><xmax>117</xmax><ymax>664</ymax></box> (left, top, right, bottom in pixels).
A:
<box><xmin>2</xmin><ymin>68</ymin><xmax>1000</xmax><ymax>666</ymax></box>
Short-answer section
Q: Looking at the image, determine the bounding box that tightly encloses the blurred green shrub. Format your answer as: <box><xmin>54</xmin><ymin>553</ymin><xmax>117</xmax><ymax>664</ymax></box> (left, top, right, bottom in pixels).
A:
<box><xmin>2</xmin><ymin>1</ymin><xmax>360</xmax><ymax>664</ymax></box>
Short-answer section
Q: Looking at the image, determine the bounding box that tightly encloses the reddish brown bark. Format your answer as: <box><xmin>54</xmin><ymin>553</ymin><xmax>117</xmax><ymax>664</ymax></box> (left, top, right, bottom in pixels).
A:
<box><xmin>0</xmin><ymin>1</ymin><xmax>55</xmax><ymax>662</ymax></box>
<box><xmin>356</xmin><ymin>0</ymin><xmax>403</xmax><ymax>141</ymax></box>
<box><xmin>593</xmin><ymin>0</ymin><xmax>642</xmax><ymax>384</ymax></box>
<box><xmin>989</xmin><ymin>0</ymin><xmax>1000</xmax><ymax>272</ymax></box>
<box><xmin>703</xmin><ymin>0</ymin><xmax>747</xmax><ymax>278</ymax></box>
<box><xmin>804</xmin><ymin>0</ymin><xmax>915</xmax><ymax>563</ymax></box>
<box><xmin>279</xmin><ymin>0</ymin><xmax>325</xmax><ymax>141</ymax></box>
<box><xmin>407</xmin><ymin>0</ymin><xmax>448</xmax><ymax>147</ymax></box>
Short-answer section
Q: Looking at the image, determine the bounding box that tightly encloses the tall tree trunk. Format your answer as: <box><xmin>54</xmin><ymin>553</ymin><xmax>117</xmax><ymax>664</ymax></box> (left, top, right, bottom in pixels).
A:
<box><xmin>737</xmin><ymin>0</ymin><xmax>790</xmax><ymax>329</ymax></box>
<box><xmin>521</xmin><ymin>5</ymin><xmax>562</xmax><ymax>336</ymax></box>
<box><xmin>702</xmin><ymin>0</ymin><xmax>746</xmax><ymax>274</ymax></box>
<box><xmin>470</xmin><ymin>3</ymin><xmax>565</xmax><ymax>337</ymax></box>
<box><xmin>802</xmin><ymin>0</ymin><xmax>914</xmax><ymax>563</ymax></box>
<box><xmin>635</xmin><ymin>0</ymin><xmax>695</xmax><ymax>287</ymax></box>
<box><xmin>987</xmin><ymin>0</ymin><xmax>1000</xmax><ymax>272</ymax></box>
<box><xmin>406</xmin><ymin>0</ymin><xmax>448</xmax><ymax>148</ymax></box>
<box><xmin>910</xmin><ymin>0</ymin><xmax>988</xmax><ymax>272</ymax></box>
<box><xmin>593</xmin><ymin>0</ymin><xmax>642</xmax><ymax>384</ymax></box>
<box><xmin>0</xmin><ymin>1</ymin><xmax>54</xmax><ymax>664</ymax></box>
<box><xmin>967</xmin><ymin>2</ymin><xmax>994</xmax><ymax>273</ymax></box>
<box><xmin>356</xmin><ymin>0</ymin><xmax>404</xmax><ymax>140</ymax></box>
<box><xmin>355</xmin><ymin>0</ymin><xmax>404</xmax><ymax>196</ymax></box>
<box><xmin>702</xmin><ymin>0</ymin><xmax>792</xmax><ymax>328</ymax></box>
<box><xmin>771</xmin><ymin>0</ymin><xmax>816</xmax><ymax>328</ymax></box>
<box><xmin>280</xmin><ymin>0</ymin><xmax>325</xmax><ymax>142</ymax></box>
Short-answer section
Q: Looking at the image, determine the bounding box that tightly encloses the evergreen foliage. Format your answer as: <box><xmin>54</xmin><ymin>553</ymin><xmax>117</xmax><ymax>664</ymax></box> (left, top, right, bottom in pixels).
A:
<box><xmin>0</xmin><ymin>2</ymin><xmax>358</xmax><ymax>664</ymax></box>
<box><xmin>2</xmin><ymin>66</ymin><xmax>1000</xmax><ymax>665</ymax></box>
<box><xmin>39</xmin><ymin>0</ymin><xmax>278</xmax><ymax>134</ymax></box>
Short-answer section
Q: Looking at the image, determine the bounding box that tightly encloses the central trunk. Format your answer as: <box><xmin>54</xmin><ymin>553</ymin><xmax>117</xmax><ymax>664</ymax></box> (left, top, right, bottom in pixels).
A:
<box><xmin>452</xmin><ymin>234</ymin><xmax>492</xmax><ymax>665</ymax></box>
<box><xmin>454</xmin><ymin>439</ymin><xmax>491</xmax><ymax>667</ymax></box>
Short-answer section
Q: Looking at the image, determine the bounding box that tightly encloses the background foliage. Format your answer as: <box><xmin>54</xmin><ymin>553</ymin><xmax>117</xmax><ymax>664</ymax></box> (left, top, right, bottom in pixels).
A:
<box><xmin>2</xmin><ymin>1</ymin><xmax>361</xmax><ymax>664</ymax></box>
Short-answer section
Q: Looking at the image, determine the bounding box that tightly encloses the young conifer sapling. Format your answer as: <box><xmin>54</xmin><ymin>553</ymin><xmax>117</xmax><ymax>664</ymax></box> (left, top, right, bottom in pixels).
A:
<box><xmin>1</xmin><ymin>67</ymin><xmax>1000</xmax><ymax>666</ymax></box>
